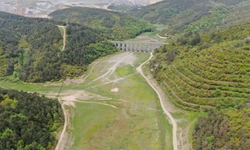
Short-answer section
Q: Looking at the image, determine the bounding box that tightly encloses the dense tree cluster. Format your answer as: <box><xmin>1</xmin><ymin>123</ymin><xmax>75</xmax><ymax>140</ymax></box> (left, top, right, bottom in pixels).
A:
<box><xmin>0</xmin><ymin>12</ymin><xmax>63</xmax><ymax>82</ymax></box>
<box><xmin>177</xmin><ymin>32</ymin><xmax>201</xmax><ymax>46</ymax></box>
<box><xmin>193</xmin><ymin>103</ymin><xmax>250</xmax><ymax>149</ymax></box>
<box><xmin>49</xmin><ymin>7</ymin><xmax>153</xmax><ymax>40</ymax></box>
<box><xmin>0</xmin><ymin>11</ymin><xmax>118</xmax><ymax>82</ymax></box>
<box><xmin>0</xmin><ymin>87</ymin><xmax>63</xmax><ymax>149</ymax></box>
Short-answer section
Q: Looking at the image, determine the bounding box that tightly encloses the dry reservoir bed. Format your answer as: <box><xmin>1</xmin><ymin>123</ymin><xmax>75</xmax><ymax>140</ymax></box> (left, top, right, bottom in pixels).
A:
<box><xmin>57</xmin><ymin>52</ymin><xmax>173</xmax><ymax>150</ymax></box>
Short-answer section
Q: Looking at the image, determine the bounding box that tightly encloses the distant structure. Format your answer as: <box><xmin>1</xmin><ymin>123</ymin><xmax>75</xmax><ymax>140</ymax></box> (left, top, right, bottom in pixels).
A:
<box><xmin>111</xmin><ymin>41</ymin><xmax>166</xmax><ymax>53</ymax></box>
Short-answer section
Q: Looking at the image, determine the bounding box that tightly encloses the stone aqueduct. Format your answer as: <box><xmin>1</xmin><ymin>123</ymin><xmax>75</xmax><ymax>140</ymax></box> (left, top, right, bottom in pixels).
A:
<box><xmin>111</xmin><ymin>41</ymin><xmax>166</xmax><ymax>53</ymax></box>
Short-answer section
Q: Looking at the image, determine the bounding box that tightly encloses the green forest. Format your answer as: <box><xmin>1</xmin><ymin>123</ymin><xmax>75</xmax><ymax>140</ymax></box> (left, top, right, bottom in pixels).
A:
<box><xmin>0</xmin><ymin>11</ymin><xmax>118</xmax><ymax>82</ymax></box>
<box><xmin>0</xmin><ymin>87</ymin><xmax>63</xmax><ymax>149</ymax></box>
<box><xmin>49</xmin><ymin>7</ymin><xmax>153</xmax><ymax>40</ymax></box>
<box><xmin>193</xmin><ymin>103</ymin><xmax>250</xmax><ymax>149</ymax></box>
<box><xmin>128</xmin><ymin>0</ymin><xmax>250</xmax><ymax>35</ymax></box>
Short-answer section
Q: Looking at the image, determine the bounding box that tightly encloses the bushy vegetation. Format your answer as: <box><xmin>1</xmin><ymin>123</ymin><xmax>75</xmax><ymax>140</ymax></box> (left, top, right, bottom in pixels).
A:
<box><xmin>150</xmin><ymin>23</ymin><xmax>250</xmax><ymax>111</ymax></box>
<box><xmin>0</xmin><ymin>87</ymin><xmax>63</xmax><ymax>149</ymax></box>
<box><xmin>0</xmin><ymin>11</ymin><xmax>118</xmax><ymax>82</ymax></box>
<box><xmin>49</xmin><ymin>7</ymin><xmax>153</xmax><ymax>40</ymax></box>
<box><xmin>193</xmin><ymin>102</ymin><xmax>250</xmax><ymax>149</ymax></box>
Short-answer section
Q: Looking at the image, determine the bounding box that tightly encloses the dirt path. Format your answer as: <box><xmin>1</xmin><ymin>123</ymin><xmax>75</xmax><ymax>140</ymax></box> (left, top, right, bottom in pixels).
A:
<box><xmin>157</xmin><ymin>33</ymin><xmax>167</xmax><ymax>39</ymax></box>
<box><xmin>58</xmin><ymin>25</ymin><xmax>66</xmax><ymax>51</ymax></box>
<box><xmin>137</xmin><ymin>52</ymin><xmax>178</xmax><ymax>150</ymax></box>
<box><xmin>55</xmin><ymin>100</ymin><xmax>67</xmax><ymax>150</ymax></box>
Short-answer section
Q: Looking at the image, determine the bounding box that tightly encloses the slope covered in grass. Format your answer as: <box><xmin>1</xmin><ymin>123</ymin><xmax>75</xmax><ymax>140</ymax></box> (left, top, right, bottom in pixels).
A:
<box><xmin>49</xmin><ymin>7</ymin><xmax>153</xmax><ymax>40</ymax></box>
<box><xmin>150</xmin><ymin>24</ymin><xmax>250</xmax><ymax>111</ymax></box>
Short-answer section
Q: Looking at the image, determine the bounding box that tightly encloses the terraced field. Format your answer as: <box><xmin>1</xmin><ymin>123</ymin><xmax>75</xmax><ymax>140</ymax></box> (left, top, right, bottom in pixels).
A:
<box><xmin>150</xmin><ymin>24</ymin><xmax>250</xmax><ymax>111</ymax></box>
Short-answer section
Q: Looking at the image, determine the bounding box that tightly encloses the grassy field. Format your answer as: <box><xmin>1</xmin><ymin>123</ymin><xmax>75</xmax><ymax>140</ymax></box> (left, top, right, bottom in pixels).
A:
<box><xmin>61</xmin><ymin>52</ymin><xmax>173</xmax><ymax>149</ymax></box>
<box><xmin>0</xmin><ymin>80</ymin><xmax>60</xmax><ymax>92</ymax></box>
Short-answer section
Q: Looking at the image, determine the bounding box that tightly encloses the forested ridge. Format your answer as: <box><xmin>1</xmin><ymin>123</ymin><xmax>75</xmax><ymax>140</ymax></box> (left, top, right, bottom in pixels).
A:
<box><xmin>49</xmin><ymin>7</ymin><xmax>153</xmax><ymax>40</ymax></box>
<box><xmin>0</xmin><ymin>11</ymin><xmax>118</xmax><ymax>83</ymax></box>
<box><xmin>128</xmin><ymin>0</ymin><xmax>250</xmax><ymax>35</ymax></box>
<box><xmin>0</xmin><ymin>87</ymin><xmax>63</xmax><ymax>149</ymax></box>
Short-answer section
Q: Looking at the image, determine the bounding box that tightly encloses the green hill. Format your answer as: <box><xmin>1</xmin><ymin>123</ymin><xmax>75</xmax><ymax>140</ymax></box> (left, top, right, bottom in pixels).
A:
<box><xmin>129</xmin><ymin>0</ymin><xmax>250</xmax><ymax>35</ymax></box>
<box><xmin>150</xmin><ymin>24</ymin><xmax>250</xmax><ymax>111</ymax></box>
<box><xmin>0</xmin><ymin>11</ymin><xmax>118</xmax><ymax>83</ymax></box>
<box><xmin>149</xmin><ymin>21</ymin><xmax>250</xmax><ymax>148</ymax></box>
<box><xmin>49</xmin><ymin>7</ymin><xmax>153</xmax><ymax>40</ymax></box>
<box><xmin>0</xmin><ymin>87</ymin><xmax>63</xmax><ymax>149</ymax></box>
<box><xmin>134</xmin><ymin>0</ymin><xmax>250</xmax><ymax>148</ymax></box>
<box><xmin>129</xmin><ymin>0</ymin><xmax>210</xmax><ymax>24</ymax></box>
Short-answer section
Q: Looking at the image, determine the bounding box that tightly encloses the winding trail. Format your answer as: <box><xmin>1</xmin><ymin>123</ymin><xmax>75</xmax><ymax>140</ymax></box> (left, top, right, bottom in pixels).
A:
<box><xmin>58</xmin><ymin>25</ymin><xmax>66</xmax><ymax>51</ymax></box>
<box><xmin>55</xmin><ymin>99</ymin><xmax>67</xmax><ymax>150</ymax></box>
<box><xmin>137</xmin><ymin>53</ymin><xmax>178</xmax><ymax>150</ymax></box>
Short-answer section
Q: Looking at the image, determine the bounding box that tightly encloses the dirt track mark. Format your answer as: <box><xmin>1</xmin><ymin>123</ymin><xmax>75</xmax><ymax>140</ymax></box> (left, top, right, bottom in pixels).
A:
<box><xmin>62</xmin><ymin>99</ymin><xmax>118</xmax><ymax>109</ymax></box>
<box><xmin>87</xmin><ymin>74</ymin><xmax>134</xmax><ymax>89</ymax></box>
<box><xmin>87</xmin><ymin>52</ymin><xmax>133</xmax><ymax>85</ymax></box>
<box><xmin>58</xmin><ymin>25</ymin><xmax>66</xmax><ymax>51</ymax></box>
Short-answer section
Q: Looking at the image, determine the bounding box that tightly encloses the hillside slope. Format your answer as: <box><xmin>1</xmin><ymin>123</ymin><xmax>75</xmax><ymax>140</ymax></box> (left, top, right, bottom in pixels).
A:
<box><xmin>0</xmin><ymin>11</ymin><xmax>118</xmax><ymax>82</ymax></box>
<box><xmin>129</xmin><ymin>0</ymin><xmax>250</xmax><ymax>35</ymax></box>
<box><xmin>150</xmin><ymin>24</ymin><xmax>250</xmax><ymax>111</ymax></box>
<box><xmin>148</xmin><ymin>21</ymin><xmax>250</xmax><ymax>148</ymax></box>
<box><xmin>49</xmin><ymin>7</ymin><xmax>153</xmax><ymax>40</ymax></box>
